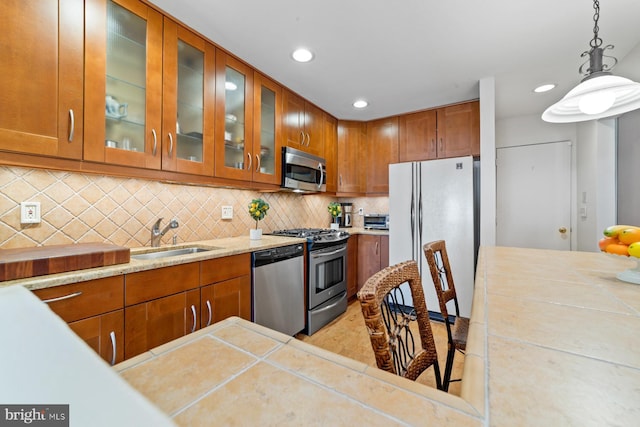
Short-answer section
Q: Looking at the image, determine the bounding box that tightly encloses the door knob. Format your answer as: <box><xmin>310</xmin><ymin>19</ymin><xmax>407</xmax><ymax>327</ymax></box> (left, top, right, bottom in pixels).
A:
<box><xmin>559</xmin><ymin>227</ymin><xmax>567</xmax><ymax>234</ymax></box>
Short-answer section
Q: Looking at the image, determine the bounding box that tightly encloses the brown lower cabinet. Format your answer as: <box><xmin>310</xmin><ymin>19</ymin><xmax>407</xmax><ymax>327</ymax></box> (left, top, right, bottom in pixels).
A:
<box><xmin>200</xmin><ymin>276</ymin><xmax>251</xmax><ymax>328</ymax></box>
<box><xmin>33</xmin><ymin>275</ymin><xmax>125</xmax><ymax>365</ymax></box>
<box><xmin>356</xmin><ymin>235</ymin><xmax>389</xmax><ymax>293</ymax></box>
<box><xmin>346</xmin><ymin>235</ymin><xmax>359</xmax><ymax>299</ymax></box>
<box><xmin>69</xmin><ymin>310</ymin><xmax>124</xmax><ymax>366</ymax></box>
<box><xmin>35</xmin><ymin>253</ymin><xmax>252</xmax><ymax>363</ymax></box>
<box><xmin>124</xmin><ymin>289</ymin><xmax>200</xmax><ymax>359</ymax></box>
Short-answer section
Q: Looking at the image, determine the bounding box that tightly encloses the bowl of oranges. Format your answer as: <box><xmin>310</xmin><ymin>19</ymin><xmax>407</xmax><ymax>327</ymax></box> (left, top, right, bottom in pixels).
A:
<box><xmin>599</xmin><ymin>225</ymin><xmax>640</xmax><ymax>284</ymax></box>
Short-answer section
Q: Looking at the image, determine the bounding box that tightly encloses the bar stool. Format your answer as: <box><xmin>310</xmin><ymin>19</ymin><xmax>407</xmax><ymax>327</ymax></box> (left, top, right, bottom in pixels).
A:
<box><xmin>423</xmin><ymin>240</ymin><xmax>469</xmax><ymax>392</ymax></box>
<box><xmin>357</xmin><ymin>260</ymin><xmax>442</xmax><ymax>389</ymax></box>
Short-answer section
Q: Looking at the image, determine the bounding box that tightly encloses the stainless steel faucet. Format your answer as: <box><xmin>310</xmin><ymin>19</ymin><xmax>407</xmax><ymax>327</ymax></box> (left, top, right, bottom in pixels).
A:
<box><xmin>151</xmin><ymin>218</ymin><xmax>179</xmax><ymax>247</ymax></box>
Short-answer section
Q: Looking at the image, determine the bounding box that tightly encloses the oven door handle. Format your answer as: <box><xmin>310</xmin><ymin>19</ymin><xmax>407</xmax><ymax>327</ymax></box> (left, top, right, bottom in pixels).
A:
<box><xmin>311</xmin><ymin>247</ymin><xmax>346</xmax><ymax>258</ymax></box>
<box><xmin>313</xmin><ymin>293</ymin><xmax>347</xmax><ymax>314</ymax></box>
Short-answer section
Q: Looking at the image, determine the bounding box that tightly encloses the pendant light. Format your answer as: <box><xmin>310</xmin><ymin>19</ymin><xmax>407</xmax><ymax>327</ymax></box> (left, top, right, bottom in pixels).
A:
<box><xmin>542</xmin><ymin>0</ymin><xmax>640</xmax><ymax>123</ymax></box>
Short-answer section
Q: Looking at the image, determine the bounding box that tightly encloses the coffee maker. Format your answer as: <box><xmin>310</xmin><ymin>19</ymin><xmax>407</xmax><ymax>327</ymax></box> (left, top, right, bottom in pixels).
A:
<box><xmin>339</xmin><ymin>203</ymin><xmax>353</xmax><ymax>228</ymax></box>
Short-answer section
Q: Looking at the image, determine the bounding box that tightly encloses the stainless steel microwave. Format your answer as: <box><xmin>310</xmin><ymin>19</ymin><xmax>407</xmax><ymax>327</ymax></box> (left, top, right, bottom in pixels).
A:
<box><xmin>281</xmin><ymin>147</ymin><xmax>326</xmax><ymax>193</ymax></box>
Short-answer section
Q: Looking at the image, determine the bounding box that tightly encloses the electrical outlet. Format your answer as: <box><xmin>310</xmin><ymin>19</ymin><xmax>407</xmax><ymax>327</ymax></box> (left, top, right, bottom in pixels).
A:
<box><xmin>221</xmin><ymin>205</ymin><xmax>233</xmax><ymax>219</ymax></box>
<box><xmin>21</xmin><ymin>201</ymin><xmax>41</xmax><ymax>224</ymax></box>
<box><xmin>358</xmin><ymin>208</ymin><xmax>364</xmax><ymax>216</ymax></box>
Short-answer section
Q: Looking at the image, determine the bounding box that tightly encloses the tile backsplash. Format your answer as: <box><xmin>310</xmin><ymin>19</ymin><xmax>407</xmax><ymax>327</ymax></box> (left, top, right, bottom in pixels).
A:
<box><xmin>0</xmin><ymin>166</ymin><xmax>388</xmax><ymax>249</ymax></box>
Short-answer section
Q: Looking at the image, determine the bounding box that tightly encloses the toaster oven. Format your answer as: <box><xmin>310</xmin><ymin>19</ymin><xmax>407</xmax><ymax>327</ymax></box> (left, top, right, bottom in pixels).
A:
<box><xmin>363</xmin><ymin>214</ymin><xmax>389</xmax><ymax>230</ymax></box>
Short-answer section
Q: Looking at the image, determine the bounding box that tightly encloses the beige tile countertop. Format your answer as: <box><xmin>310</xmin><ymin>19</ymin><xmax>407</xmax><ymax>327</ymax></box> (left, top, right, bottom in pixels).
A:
<box><xmin>1</xmin><ymin>235</ymin><xmax>305</xmax><ymax>291</ymax></box>
<box><xmin>115</xmin><ymin>246</ymin><xmax>640</xmax><ymax>426</ymax></box>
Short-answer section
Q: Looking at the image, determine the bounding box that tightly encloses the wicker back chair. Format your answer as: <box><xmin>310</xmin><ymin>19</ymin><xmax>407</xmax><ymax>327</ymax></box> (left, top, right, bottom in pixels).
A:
<box><xmin>357</xmin><ymin>260</ymin><xmax>442</xmax><ymax>388</ymax></box>
<box><xmin>423</xmin><ymin>240</ymin><xmax>469</xmax><ymax>392</ymax></box>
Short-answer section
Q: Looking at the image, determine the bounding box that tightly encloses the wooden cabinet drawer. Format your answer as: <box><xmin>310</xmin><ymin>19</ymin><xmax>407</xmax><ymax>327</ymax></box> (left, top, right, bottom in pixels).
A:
<box><xmin>125</xmin><ymin>262</ymin><xmax>199</xmax><ymax>306</ymax></box>
<box><xmin>200</xmin><ymin>253</ymin><xmax>250</xmax><ymax>285</ymax></box>
<box><xmin>33</xmin><ymin>275</ymin><xmax>124</xmax><ymax>323</ymax></box>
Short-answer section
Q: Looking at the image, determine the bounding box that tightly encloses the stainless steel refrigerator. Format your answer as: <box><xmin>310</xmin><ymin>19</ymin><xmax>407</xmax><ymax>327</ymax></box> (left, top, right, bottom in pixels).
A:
<box><xmin>389</xmin><ymin>156</ymin><xmax>478</xmax><ymax>318</ymax></box>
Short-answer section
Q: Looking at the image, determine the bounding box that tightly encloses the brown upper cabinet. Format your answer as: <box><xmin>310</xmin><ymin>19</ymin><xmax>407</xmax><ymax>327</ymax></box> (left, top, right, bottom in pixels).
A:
<box><xmin>337</xmin><ymin>121</ymin><xmax>366</xmax><ymax>194</ymax></box>
<box><xmin>214</xmin><ymin>52</ymin><xmax>254</xmax><ymax>180</ymax></box>
<box><xmin>0</xmin><ymin>0</ymin><xmax>84</xmax><ymax>159</ymax></box>
<box><xmin>161</xmin><ymin>19</ymin><xmax>216</xmax><ymax>176</ymax></box>
<box><xmin>250</xmin><ymin>73</ymin><xmax>283</xmax><ymax>185</ymax></box>
<box><xmin>85</xmin><ymin>0</ymin><xmax>164</xmax><ymax>169</ymax></box>
<box><xmin>283</xmin><ymin>90</ymin><xmax>325</xmax><ymax>157</ymax></box>
<box><xmin>399</xmin><ymin>101</ymin><xmax>479</xmax><ymax>162</ymax></box>
<box><xmin>85</xmin><ymin>0</ymin><xmax>217</xmax><ymax>175</ymax></box>
<box><xmin>323</xmin><ymin>114</ymin><xmax>339</xmax><ymax>193</ymax></box>
<box><xmin>366</xmin><ymin>117</ymin><xmax>399</xmax><ymax>194</ymax></box>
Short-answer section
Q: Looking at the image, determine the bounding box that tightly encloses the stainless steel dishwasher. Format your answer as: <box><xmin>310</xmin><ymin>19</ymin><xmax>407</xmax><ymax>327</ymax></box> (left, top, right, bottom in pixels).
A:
<box><xmin>252</xmin><ymin>243</ymin><xmax>305</xmax><ymax>336</ymax></box>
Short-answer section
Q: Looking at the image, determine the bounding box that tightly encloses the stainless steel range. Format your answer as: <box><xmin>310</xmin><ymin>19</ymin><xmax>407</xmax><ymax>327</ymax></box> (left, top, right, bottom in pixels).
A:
<box><xmin>271</xmin><ymin>228</ymin><xmax>349</xmax><ymax>335</ymax></box>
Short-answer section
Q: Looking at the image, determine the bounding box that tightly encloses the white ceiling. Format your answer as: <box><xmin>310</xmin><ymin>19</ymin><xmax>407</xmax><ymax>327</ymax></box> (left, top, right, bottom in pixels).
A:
<box><xmin>148</xmin><ymin>0</ymin><xmax>640</xmax><ymax>121</ymax></box>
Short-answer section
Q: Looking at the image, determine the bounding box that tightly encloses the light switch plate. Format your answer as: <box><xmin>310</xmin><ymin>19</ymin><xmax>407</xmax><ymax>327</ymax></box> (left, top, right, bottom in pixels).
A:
<box><xmin>221</xmin><ymin>205</ymin><xmax>233</xmax><ymax>219</ymax></box>
<box><xmin>21</xmin><ymin>201</ymin><xmax>41</xmax><ymax>224</ymax></box>
<box><xmin>358</xmin><ymin>208</ymin><xmax>364</xmax><ymax>216</ymax></box>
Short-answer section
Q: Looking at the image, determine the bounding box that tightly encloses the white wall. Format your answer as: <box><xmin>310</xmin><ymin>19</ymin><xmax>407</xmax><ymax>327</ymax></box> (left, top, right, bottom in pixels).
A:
<box><xmin>479</xmin><ymin>77</ymin><xmax>496</xmax><ymax>247</ymax></box>
<box><xmin>575</xmin><ymin>119</ymin><xmax>617</xmax><ymax>251</ymax></box>
<box><xmin>617</xmin><ymin>109</ymin><xmax>640</xmax><ymax>225</ymax></box>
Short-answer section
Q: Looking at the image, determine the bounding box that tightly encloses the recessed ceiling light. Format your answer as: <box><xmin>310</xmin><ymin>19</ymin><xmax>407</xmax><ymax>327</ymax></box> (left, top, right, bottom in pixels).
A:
<box><xmin>533</xmin><ymin>83</ymin><xmax>557</xmax><ymax>93</ymax></box>
<box><xmin>353</xmin><ymin>99</ymin><xmax>368</xmax><ymax>109</ymax></box>
<box><xmin>225</xmin><ymin>81</ymin><xmax>237</xmax><ymax>91</ymax></box>
<box><xmin>292</xmin><ymin>48</ymin><xmax>314</xmax><ymax>63</ymax></box>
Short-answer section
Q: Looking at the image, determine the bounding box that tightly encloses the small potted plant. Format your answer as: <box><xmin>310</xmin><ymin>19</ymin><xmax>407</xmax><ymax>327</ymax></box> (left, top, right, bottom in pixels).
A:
<box><xmin>248</xmin><ymin>198</ymin><xmax>270</xmax><ymax>240</ymax></box>
<box><xmin>328</xmin><ymin>202</ymin><xmax>342</xmax><ymax>230</ymax></box>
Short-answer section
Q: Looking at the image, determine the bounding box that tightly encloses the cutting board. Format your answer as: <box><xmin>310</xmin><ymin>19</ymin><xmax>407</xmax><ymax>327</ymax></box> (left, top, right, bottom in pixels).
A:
<box><xmin>0</xmin><ymin>243</ymin><xmax>130</xmax><ymax>281</ymax></box>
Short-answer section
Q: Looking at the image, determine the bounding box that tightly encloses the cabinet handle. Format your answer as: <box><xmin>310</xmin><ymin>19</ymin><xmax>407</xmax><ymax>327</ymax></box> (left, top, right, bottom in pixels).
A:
<box><xmin>168</xmin><ymin>132</ymin><xmax>174</xmax><ymax>157</ymax></box>
<box><xmin>439</xmin><ymin>138</ymin><xmax>443</xmax><ymax>153</ymax></box>
<box><xmin>255</xmin><ymin>154</ymin><xmax>260</xmax><ymax>172</ymax></box>
<box><xmin>247</xmin><ymin>152</ymin><xmax>252</xmax><ymax>170</ymax></box>
<box><xmin>205</xmin><ymin>300</ymin><xmax>212</xmax><ymax>327</ymax></box>
<box><xmin>431</xmin><ymin>139</ymin><xmax>436</xmax><ymax>153</ymax></box>
<box><xmin>42</xmin><ymin>291</ymin><xmax>82</xmax><ymax>304</ymax></box>
<box><xmin>109</xmin><ymin>331</ymin><xmax>116</xmax><ymax>366</ymax></box>
<box><xmin>190</xmin><ymin>304</ymin><xmax>197</xmax><ymax>333</ymax></box>
<box><xmin>152</xmin><ymin>129</ymin><xmax>158</xmax><ymax>156</ymax></box>
<box><xmin>306</xmin><ymin>132</ymin><xmax>310</xmax><ymax>146</ymax></box>
<box><xmin>339</xmin><ymin>174</ymin><xmax>342</xmax><ymax>186</ymax></box>
<box><xmin>376</xmin><ymin>241</ymin><xmax>379</xmax><ymax>255</ymax></box>
<box><xmin>68</xmin><ymin>109</ymin><xmax>75</xmax><ymax>142</ymax></box>
<box><xmin>300</xmin><ymin>131</ymin><xmax>305</xmax><ymax>145</ymax></box>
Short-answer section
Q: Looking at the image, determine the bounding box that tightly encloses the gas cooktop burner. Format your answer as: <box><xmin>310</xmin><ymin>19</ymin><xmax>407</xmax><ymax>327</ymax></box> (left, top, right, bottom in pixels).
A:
<box><xmin>271</xmin><ymin>228</ymin><xmax>349</xmax><ymax>244</ymax></box>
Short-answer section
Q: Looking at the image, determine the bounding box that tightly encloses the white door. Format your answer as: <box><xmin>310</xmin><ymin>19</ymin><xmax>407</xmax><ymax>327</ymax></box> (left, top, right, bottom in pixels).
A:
<box><xmin>496</xmin><ymin>141</ymin><xmax>572</xmax><ymax>250</ymax></box>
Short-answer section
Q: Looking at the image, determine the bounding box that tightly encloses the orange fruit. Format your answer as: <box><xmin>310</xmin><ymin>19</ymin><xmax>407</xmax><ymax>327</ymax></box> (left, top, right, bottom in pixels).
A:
<box><xmin>598</xmin><ymin>237</ymin><xmax>618</xmax><ymax>251</ymax></box>
<box><xmin>604</xmin><ymin>243</ymin><xmax>630</xmax><ymax>256</ymax></box>
<box><xmin>618</xmin><ymin>228</ymin><xmax>640</xmax><ymax>245</ymax></box>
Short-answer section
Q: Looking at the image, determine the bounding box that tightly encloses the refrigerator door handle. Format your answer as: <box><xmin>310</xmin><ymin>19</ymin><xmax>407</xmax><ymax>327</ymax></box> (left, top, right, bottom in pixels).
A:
<box><xmin>410</xmin><ymin>164</ymin><xmax>416</xmax><ymax>260</ymax></box>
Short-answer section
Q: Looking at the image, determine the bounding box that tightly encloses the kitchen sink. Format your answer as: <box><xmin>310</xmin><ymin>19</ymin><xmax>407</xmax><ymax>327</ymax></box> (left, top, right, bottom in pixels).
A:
<box><xmin>130</xmin><ymin>246</ymin><xmax>219</xmax><ymax>261</ymax></box>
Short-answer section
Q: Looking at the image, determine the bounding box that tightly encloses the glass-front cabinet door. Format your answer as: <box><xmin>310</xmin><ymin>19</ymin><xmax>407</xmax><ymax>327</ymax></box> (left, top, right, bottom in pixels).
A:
<box><xmin>252</xmin><ymin>73</ymin><xmax>282</xmax><ymax>185</ymax></box>
<box><xmin>162</xmin><ymin>20</ymin><xmax>215</xmax><ymax>175</ymax></box>
<box><xmin>215</xmin><ymin>52</ymin><xmax>253</xmax><ymax>180</ymax></box>
<box><xmin>84</xmin><ymin>0</ymin><xmax>162</xmax><ymax>169</ymax></box>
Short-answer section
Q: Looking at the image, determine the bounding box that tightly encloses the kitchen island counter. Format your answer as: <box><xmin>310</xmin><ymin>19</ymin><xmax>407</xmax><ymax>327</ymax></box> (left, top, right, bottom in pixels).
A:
<box><xmin>115</xmin><ymin>246</ymin><xmax>640</xmax><ymax>426</ymax></box>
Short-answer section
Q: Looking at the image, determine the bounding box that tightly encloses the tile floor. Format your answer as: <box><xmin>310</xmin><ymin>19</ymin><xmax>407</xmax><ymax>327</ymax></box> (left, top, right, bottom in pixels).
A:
<box><xmin>296</xmin><ymin>299</ymin><xmax>464</xmax><ymax>396</ymax></box>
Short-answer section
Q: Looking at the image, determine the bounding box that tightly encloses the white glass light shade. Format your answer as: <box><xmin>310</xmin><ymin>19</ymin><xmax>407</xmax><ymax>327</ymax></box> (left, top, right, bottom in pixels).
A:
<box><xmin>542</xmin><ymin>75</ymin><xmax>640</xmax><ymax>123</ymax></box>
